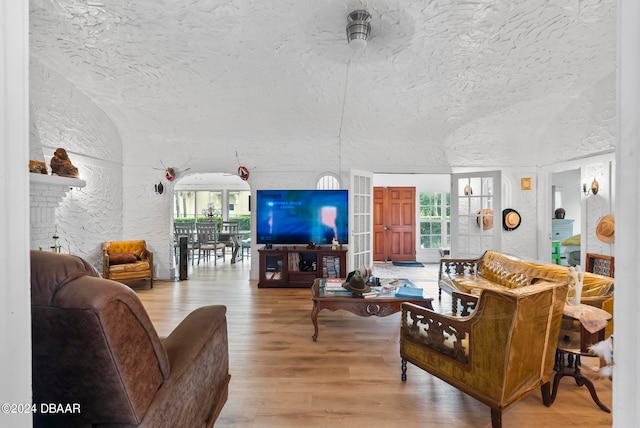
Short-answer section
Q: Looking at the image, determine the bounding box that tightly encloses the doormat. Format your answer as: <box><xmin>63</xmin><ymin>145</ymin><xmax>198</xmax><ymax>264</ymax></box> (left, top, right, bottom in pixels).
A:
<box><xmin>392</xmin><ymin>261</ymin><xmax>424</xmax><ymax>267</ymax></box>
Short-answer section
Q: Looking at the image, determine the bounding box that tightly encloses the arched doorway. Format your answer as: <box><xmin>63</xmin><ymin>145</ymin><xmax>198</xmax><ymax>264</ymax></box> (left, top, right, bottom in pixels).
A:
<box><xmin>173</xmin><ymin>172</ymin><xmax>251</xmax><ymax>272</ymax></box>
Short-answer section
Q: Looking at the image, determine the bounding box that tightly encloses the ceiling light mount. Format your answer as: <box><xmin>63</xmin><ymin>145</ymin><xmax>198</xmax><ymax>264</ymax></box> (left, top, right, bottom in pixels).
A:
<box><xmin>346</xmin><ymin>10</ymin><xmax>371</xmax><ymax>50</ymax></box>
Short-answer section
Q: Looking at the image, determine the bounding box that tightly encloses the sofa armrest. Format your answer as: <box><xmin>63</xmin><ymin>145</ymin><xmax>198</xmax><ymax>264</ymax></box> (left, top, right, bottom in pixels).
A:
<box><xmin>439</xmin><ymin>257</ymin><xmax>480</xmax><ymax>278</ymax></box>
<box><xmin>144</xmin><ymin>305</ymin><xmax>230</xmax><ymax>427</ymax></box>
<box><xmin>452</xmin><ymin>291</ymin><xmax>478</xmax><ymax>316</ymax></box>
<box><xmin>402</xmin><ymin>302</ymin><xmax>471</xmax><ymax>365</ymax></box>
<box><xmin>141</xmin><ymin>305</ymin><xmax>230</xmax><ymax>427</ymax></box>
<box><xmin>438</xmin><ymin>257</ymin><xmax>481</xmax><ymax>294</ymax></box>
<box><xmin>141</xmin><ymin>247</ymin><xmax>153</xmax><ymax>260</ymax></box>
<box><xmin>162</xmin><ymin>305</ymin><xmax>227</xmax><ymax>375</ymax></box>
<box><xmin>581</xmin><ymin>294</ymin><xmax>614</xmax><ymax>309</ymax></box>
<box><xmin>144</xmin><ymin>249</ymin><xmax>153</xmax><ymax>276</ymax></box>
<box><xmin>102</xmin><ymin>243</ymin><xmax>110</xmax><ymax>277</ymax></box>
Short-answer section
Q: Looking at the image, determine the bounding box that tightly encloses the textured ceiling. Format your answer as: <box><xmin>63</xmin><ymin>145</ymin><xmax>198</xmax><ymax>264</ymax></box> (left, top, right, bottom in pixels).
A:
<box><xmin>29</xmin><ymin>0</ymin><xmax>616</xmax><ymax>171</ymax></box>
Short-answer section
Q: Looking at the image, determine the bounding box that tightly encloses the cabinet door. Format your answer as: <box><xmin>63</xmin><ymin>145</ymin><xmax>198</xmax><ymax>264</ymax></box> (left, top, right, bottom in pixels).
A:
<box><xmin>260</xmin><ymin>252</ymin><xmax>286</xmax><ymax>285</ymax></box>
<box><xmin>552</xmin><ymin>219</ymin><xmax>575</xmax><ymax>242</ymax></box>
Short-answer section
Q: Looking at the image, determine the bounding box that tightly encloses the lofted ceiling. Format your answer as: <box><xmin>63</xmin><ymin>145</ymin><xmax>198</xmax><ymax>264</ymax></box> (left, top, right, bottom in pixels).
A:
<box><xmin>29</xmin><ymin>0</ymin><xmax>616</xmax><ymax>172</ymax></box>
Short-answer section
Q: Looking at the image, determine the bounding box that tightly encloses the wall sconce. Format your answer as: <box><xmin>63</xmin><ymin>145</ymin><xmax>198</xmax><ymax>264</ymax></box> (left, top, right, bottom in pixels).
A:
<box><xmin>583</xmin><ymin>178</ymin><xmax>599</xmax><ymax>196</ymax></box>
<box><xmin>155</xmin><ymin>182</ymin><xmax>164</xmax><ymax>195</ymax></box>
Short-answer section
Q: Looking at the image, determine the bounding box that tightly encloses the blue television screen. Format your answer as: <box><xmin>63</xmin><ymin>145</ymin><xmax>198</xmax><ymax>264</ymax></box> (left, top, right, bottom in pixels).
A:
<box><xmin>256</xmin><ymin>190</ymin><xmax>349</xmax><ymax>245</ymax></box>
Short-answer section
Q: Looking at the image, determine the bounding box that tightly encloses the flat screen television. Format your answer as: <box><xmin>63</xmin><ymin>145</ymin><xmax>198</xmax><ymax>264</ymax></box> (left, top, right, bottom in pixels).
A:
<box><xmin>256</xmin><ymin>190</ymin><xmax>349</xmax><ymax>245</ymax></box>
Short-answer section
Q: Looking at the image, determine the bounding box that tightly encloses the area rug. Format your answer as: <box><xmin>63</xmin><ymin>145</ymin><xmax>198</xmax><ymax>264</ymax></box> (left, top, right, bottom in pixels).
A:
<box><xmin>392</xmin><ymin>261</ymin><xmax>424</xmax><ymax>267</ymax></box>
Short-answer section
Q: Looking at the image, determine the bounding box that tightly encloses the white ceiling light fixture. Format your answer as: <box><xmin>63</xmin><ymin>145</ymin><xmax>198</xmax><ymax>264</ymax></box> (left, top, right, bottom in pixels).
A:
<box><xmin>346</xmin><ymin>10</ymin><xmax>371</xmax><ymax>50</ymax></box>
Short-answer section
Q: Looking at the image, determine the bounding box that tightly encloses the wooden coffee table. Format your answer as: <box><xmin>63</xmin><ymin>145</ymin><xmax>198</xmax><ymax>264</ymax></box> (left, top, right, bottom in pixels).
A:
<box><xmin>310</xmin><ymin>278</ymin><xmax>434</xmax><ymax>341</ymax></box>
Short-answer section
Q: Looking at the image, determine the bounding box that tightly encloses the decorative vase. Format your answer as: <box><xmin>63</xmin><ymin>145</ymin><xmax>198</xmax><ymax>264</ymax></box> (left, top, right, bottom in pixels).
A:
<box><xmin>567</xmin><ymin>267</ymin><xmax>584</xmax><ymax>306</ymax></box>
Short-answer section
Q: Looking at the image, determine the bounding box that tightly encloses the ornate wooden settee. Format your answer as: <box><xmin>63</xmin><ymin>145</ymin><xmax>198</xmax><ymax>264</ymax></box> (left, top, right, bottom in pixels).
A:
<box><xmin>401</xmin><ymin>280</ymin><xmax>569</xmax><ymax>428</ymax></box>
<box><xmin>438</xmin><ymin>250</ymin><xmax>614</xmax><ymax>307</ymax></box>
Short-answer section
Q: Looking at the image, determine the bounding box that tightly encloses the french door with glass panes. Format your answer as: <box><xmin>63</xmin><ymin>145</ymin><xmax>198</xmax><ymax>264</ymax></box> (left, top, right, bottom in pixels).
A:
<box><xmin>350</xmin><ymin>169</ymin><xmax>373</xmax><ymax>272</ymax></box>
<box><xmin>450</xmin><ymin>172</ymin><xmax>501</xmax><ymax>258</ymax></box>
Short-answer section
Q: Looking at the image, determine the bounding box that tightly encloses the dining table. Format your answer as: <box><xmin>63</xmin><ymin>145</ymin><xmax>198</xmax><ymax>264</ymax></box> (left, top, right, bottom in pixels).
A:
<box><xmin>217</xmin><ymin>232</ymin><xmax>244</xmax><ymax>264</ymax></box>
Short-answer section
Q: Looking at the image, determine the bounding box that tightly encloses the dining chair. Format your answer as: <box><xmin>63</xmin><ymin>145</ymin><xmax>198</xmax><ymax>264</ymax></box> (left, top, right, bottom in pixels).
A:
<box><xmin>241</xmin><ymin>237</ymin><xmax>251</xmax><ymax>259</ymax></box>
<box><xmin>221</xmin><ymin>220</ymin><xmax>240</xmax><ymax>233</ymax></box>
<box><xmin>196</xmin><ymin>221</ymin><xmax>226</xmax><ymax>265</ymax></box>
<box><xmin>220</xmin><ymin>221</ymin><xmax>241</xmax><ymax>261</ymax></box>
<box><xmin>174</xmin><ymin>221</ymin><xmax>197</xmax><ymax>264</ymax></box>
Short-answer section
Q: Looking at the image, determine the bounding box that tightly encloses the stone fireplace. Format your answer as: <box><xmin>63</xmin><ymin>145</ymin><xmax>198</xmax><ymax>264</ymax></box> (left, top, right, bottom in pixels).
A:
<box><xmin>30</xmin><ymin>174</ymin><xmax>86</xmax><ymax>251</ymax></box>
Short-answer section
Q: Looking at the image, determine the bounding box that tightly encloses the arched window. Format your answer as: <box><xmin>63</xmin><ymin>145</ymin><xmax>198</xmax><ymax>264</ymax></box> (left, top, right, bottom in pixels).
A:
<box><xmin>316</xmin><ymin>173</ymin><xmax>341</xmax><ymax>190</ymax></box>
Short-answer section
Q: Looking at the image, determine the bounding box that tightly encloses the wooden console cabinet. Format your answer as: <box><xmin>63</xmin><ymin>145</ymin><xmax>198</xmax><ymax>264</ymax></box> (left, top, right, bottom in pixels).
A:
<box><xmin>258</xmin><ymin>247</ymin><xmax>347</xmax><ymax>288</ymax></box>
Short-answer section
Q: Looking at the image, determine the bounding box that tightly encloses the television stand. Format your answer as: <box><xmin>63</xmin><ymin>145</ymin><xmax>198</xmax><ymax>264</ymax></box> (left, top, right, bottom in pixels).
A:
<box><xmin>258</xmin><ymin>247</ymin><xmax>347</xmax><ymax>288</ymax></box>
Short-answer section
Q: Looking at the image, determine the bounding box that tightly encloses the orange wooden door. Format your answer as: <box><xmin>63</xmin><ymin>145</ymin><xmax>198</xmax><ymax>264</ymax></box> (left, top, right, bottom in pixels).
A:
<box><xmin>373</xmin><ymin>187</ymin><xmax>416</xmax><ymax>261</ymax></box>
<box><xmin>373</xmin><ymin>187</ymin><xmax>387</xmax><ymax>261</ymax></box>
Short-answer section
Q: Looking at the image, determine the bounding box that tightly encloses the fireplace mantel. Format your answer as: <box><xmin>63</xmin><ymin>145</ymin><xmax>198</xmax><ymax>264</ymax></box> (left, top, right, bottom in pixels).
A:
<box><xmin>29</xmin><ymin>173</ymin><xmax>86</xmax><ymax>188</ymax></box>
<box><xmin>30</xmin><ymin>173</ymin><xmax>86</xmax><ymax>250</ymax></box>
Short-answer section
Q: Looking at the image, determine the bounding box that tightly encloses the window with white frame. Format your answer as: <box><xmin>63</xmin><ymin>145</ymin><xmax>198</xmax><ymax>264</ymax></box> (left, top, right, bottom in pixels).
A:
<box><xmin>316</xmin><ymin>173</ymin><xmax>341</xmax><ymax>190</ymax></box>
<box><xmin>419</xmin><ymin>192</ymin><xmax>451</xmax><ymax>249</ymax></box>
<box><xmin>174</xmin><ymin>190</ymin><xmax>222</xmax><ymax>220</ymax></box>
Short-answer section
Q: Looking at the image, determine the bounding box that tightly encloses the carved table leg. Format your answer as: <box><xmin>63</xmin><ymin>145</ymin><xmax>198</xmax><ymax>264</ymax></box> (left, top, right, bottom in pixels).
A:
<box><xmin>311</xmin><ymin>302</ymin><xmax>320</xmax><ymax>342</ymax></box>
<box><xmin>551</xmin><ymin>349</ymin><xmax>611</xmax><ymax>413</ymax></box>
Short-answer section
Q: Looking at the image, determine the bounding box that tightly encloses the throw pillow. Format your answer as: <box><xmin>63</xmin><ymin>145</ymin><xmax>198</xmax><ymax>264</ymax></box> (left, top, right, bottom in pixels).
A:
<box><xmin>562</xmin><ymin>234</ymin><xmax>581</xmax><ymax>246</ymax></box>
<box><xmin>109</xmin><ymin>252</ymin><xmax>138</xmax><ymax>265</ymax></box>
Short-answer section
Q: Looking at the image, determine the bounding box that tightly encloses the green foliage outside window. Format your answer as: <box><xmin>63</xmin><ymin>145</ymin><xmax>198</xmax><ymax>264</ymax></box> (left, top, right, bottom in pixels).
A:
<box><xmin>173</xmin><ymin>214</ymin><xmax>251</xmax><ymax>231</ymax></box>
<box><xmin>419</xmin><ymin>192</ymin><xmax>450</xmax><ymax>249</ymax></box>
<box><xmin>228</xmin><ymin>215</ymin><xmax>251</xmax><ymax>231</ymax></box>
<box><xmin>173</xmin><ymin>189</ymin><xmax>251</xmax><ymax>232</ymax></box>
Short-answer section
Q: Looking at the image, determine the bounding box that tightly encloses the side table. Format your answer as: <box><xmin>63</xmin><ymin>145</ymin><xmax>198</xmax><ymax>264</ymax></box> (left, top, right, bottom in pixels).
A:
<box><xmin>550</xmin><ymin>306</ymin><xmax>612</xmax><ymax>413</ymax></box>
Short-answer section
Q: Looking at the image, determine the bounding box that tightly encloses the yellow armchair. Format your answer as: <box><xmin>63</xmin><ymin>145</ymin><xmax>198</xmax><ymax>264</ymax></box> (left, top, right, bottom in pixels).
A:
<box><xmin>102</xmin><ymin>240</ymin><xmax>154</xmax><ymax>288</ymax></box>
<box><xmin>401</xmin><ymin>280</ymin><xmax>568</xmax><ymax>428</ymax></box>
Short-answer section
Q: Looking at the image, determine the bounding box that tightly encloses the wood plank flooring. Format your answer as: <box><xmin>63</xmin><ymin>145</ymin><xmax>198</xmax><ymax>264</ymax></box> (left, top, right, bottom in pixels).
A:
<box><xmin>133</xmin><ymin>260</ymin><xmax>612</xmax><ymax>428</ymax></box>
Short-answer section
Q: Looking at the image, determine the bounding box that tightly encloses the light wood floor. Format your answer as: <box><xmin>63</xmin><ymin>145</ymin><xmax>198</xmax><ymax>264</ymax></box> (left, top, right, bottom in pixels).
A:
<box><xmin>133</xmin><ymin>259</ymin><xmax>612</xmax><ymax>428</ymax></box>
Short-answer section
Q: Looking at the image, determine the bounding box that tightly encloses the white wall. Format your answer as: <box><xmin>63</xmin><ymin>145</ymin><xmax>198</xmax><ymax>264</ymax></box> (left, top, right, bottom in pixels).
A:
<box><xmin>614</xmin><ymin>1</ymin><xmax>640</xmax><ymax>425</ymax></box>
<box><xmin>1</xmin><ymin>1</ymin><xmax>32</xmax><ymax>426</ymax></box>
<box><xmin>552</xmin><ymin>169</ymin><xmax>581</xmax><ymax>234</ymax></box>
<box><xmin>449</xmin><ymin>166</ymin><xmax>540</xmax><ymax>260</ymax></box>
<box><xmin>30</xmin><ymin>60</ymin><xmax>124</xmax><ymax>270</ymax></box>
<box><xmin>498</xmin><ymin>168</ymin><xmax>539</xmax><ymax>259</ymax></box>
<box><xmin>582</xmin><ymin>158</ymin><xmax>615</xmax><ymax>257</ymax></box>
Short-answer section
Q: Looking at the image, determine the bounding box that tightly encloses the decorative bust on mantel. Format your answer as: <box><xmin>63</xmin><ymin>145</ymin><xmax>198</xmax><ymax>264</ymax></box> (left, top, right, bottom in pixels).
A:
<box><xmin>50</xmin><ymin>148</ymin><xmax>79</xmax><ymax>178</ymax></box>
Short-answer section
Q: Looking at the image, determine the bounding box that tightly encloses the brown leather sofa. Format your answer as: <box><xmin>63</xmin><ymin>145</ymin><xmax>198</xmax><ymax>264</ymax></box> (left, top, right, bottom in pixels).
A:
<box><xmin>102</xmin><ymin>240</ymin><xmax>154</xmax><ymax>287</ymax></box>
<box><xmin>401</xmin><ymin>280</ymin><xmax>569</xmax><ymax>428</ymax></box>
<box><xmin>31</xmin><ymin>251</ymin><xmax>230</xmax><ymax>427</ymax></box>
